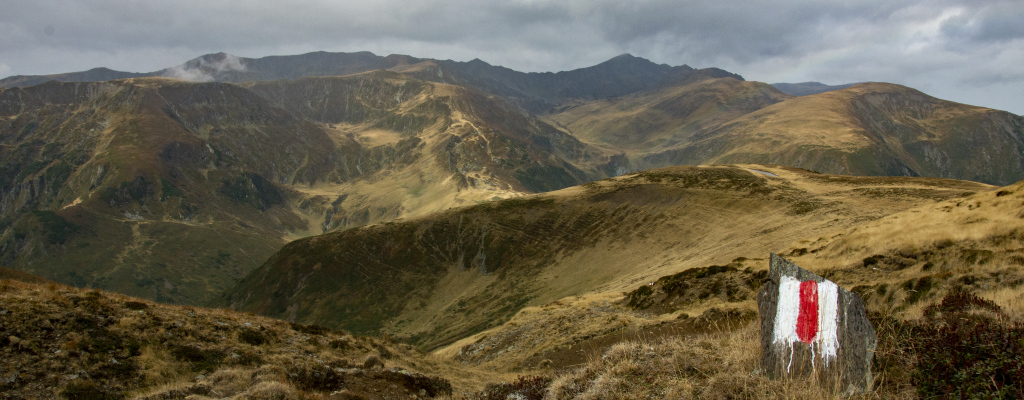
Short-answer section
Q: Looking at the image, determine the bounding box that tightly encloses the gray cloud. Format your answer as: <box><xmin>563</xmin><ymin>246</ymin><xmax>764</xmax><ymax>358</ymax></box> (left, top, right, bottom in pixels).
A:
<box><xmin>163</xmin><ymin>53</ymin><xmax>247</xmax><ymax>82</ymax></box>
<box><xmin>0</xmin><ymin>0</ymin><xmax>1021</xmax><ymax>114</ymax></box>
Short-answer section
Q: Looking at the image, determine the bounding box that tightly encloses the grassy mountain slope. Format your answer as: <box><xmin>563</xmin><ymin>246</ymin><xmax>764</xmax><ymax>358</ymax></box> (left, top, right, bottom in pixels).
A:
<box><xmin>545</xmin><ymin>77</ymin><xmax>790</xmax><ymax>155</ymax></box>
<box><xmin>782</xmin><ymin>178</ymin><xmax>1024</xmax><ymax>315</ymax></box>
<box><xmin>419</xmin><ymin>176</ymin><xmax>1024</xmax><ymax>399</ymax></box>
<box><xmin>239</xmin><ymin>71</ymin><xmax>618</xmax><ymax>233</ymax></box>
<box><xmin>680</xmin><ymin>83</ymin><xmax>1024</xmax><ymax>185</ymax></box>
<box><xmin>0</xmin><ymin>72</ymin><xmax>618</xmax><ymax>306</ymax></box>
<box><xmin>771</xmin><ymin>81</ymin><xmax>862</xmax><ymax>96</ymax></box>
<box><xmin>548</xmin><ymin>81</ymin><xmax>1024</xmax><ymax>185</ymax></box>
<box><xmin>5</xmin><ymin>175</ymin><xmax>1023</xmax><ymax>398</ymax></box>
<box><xmin>0</xmin><ymin>265</ymin><xmax>55</xmax><ymax>285</ymax></box>
<box><xmin>222</xmin><ymin>164</ymin><xmax>989</xmax><ymax>349</ymax></box>
<box><xmin>0</xmin><ymin>78</ymin><xmax>336</xmax><ymax>304</ymax></box>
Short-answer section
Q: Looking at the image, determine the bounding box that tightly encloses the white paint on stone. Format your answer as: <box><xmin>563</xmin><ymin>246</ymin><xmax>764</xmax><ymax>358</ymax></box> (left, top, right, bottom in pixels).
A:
<box><xmin>773</xmin><ymin>276</ymin><xmax>803</xmax><ymax>346</ymax></box>
<box><xmin>772</xmin><ymin>275</ymin><xmax>840</xmax><ymax>372</ymax></box>
<box><xmin>817</xmin><ymin>280</ymin><xmax>840</xmax><ymax>365</ymax></box>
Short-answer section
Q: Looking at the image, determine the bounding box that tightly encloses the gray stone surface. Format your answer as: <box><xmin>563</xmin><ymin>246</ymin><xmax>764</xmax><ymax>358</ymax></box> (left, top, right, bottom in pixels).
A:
<box><xmin>757</xmin><ymin>253</ymin><xmax>877</xmax><ymax>394</ymax></box>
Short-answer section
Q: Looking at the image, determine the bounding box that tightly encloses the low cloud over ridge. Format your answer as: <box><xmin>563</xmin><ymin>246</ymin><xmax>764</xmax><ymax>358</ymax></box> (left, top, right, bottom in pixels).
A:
<box><xmin>162</xmin><ymin>53</ymin><xmax>247</xmax><ymax>82</ymax></box>
<box><xmin>0</xmin><ymin>0</ymin><xmax>1021</xmax><ymax>114</ymax></box>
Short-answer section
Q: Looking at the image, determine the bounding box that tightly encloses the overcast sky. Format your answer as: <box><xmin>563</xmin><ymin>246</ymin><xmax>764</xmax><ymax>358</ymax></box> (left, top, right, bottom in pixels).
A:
<box><xmin>2</xmin><ymin>0</ymin><xmax>1022</xmax><ymax>114</ymax></box>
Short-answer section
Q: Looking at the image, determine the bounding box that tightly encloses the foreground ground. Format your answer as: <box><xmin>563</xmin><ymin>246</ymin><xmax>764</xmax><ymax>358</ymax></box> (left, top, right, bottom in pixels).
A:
<box><xmin>4</xmin><ymin>170</ymin><xmax>1024</xmax><ymax>398</ymax></box>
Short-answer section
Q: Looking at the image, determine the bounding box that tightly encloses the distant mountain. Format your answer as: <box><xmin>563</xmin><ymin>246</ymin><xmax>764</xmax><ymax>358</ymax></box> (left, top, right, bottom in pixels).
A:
<box><xmin>0</xmin><ymin>67</ymin><xmax>152</xmax><ymax>88</ymax></box>
<box><xmin>1</xmin><ymin>52</ymin><xmax>723</xmax><ymax>113</ymax></box>
<box><xmin>0</xmin><ymin>73</ymin><xmax>613</xmax><ymax>304</ymax></box>
<box><xmin>413</xmin><ymin>54</ymin><xmax>708</xmax><ymax>112</ymax></box>
<box><xmin>656</xmin><ymin>82</ymin><xmax>1024</xmax><ymax>185</ymax></box>
<box><xmin>549</xmin><ymin>80</ymin><xmax>1024</xmax><ymax>185</ymax></box>
<box><xmin>546</xmin><ymin>76</ymin><xmax>790</xmax><ymax>155</ymax></box>
<box><xmin>0</xmin><ymin>78</ymin><xmax>331</xmax><ymax>303</ymax></box>
<box><xmin>771</xmin><ymin>81</ymin><xmax>862</xmax><ymax>96</ymax></box>
<box><xmin>0</xmin><ymin>52</ymin><xmax>403</xmax><ymax>88</ymax></box>
<box><xmin>0</xmin><ymin>265</ymin><xmax>55</xmax><ymax>285</ymax></box>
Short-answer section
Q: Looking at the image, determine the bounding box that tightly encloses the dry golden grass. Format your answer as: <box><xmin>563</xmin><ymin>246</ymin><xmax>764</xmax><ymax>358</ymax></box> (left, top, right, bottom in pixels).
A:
<box><xmin>0</xmin><ymin>279</ymin><xmax>479</xmax><ymax>399</ymax></box>
<box><xmin>248</xmin><ymin>163</ymin><xmax>991</xmax><ymax>354</ymax></box>
<box><xmin>782</xmin><ymin>180</ymin><xmax>1023</xmax><ymax>318</ymax></box>
<box><xmin>545</xmin><ymin>322</ymin><xmax>851</xmax><ymax>400</ymax></box>
<box><xmin>545</xmin><ymin>78</ymin><xmax>789</xmax><ymax>153</ymax></box>
<box><xmin>6</xmin><ymin>155</ymin><xmax>1019</xmax><ymax>398</ymax></box>
<box><xmin>436</xmin><ymin>166</ymin><xmax>1016</xmax><ymax>398</ymax></box>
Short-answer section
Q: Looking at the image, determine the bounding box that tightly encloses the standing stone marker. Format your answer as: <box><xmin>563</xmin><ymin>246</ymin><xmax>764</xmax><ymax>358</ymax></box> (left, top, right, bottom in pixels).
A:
<box><xmin>757</xmin><ymin>253</ymin><xmax>877</xmax><ymax>394</ymax></box>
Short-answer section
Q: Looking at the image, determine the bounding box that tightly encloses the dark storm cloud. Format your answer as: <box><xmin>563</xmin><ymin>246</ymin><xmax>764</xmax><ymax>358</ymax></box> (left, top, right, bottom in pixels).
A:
<box><xmin>0</xmin><ymin>0</ymin><xmax>1021</xmax><ymax>114</ymax></box>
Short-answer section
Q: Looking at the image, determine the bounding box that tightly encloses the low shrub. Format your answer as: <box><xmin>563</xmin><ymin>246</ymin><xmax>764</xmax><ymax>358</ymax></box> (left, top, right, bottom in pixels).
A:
<box><xmin>59</xmin><ymin>380</ymin><xmax>123</xmax><ymax>400</ymax></box>
<box><xmin>169</xmin><ymin>345</ymin><xmax>225</xmax><ymax>373</ymax></box>
<box><xmin>123</xmin><ymin>301</ymin><xmax>148</xmax><ymax>310</ymax></box>
<box><xmin>913</xmin><ymin>291</ymin><xmax>1024</xmax><ymax>398</ymax></box>
<box><xmin>238</xmin><ymin>328</ymin><xmax>269</xmax><ymax>346</ymax></box>
<box><xmin>286</xmin><ymin>364</ymin><xmax>344</xmax><ymax>392</ymax></box>
<box><xmin>871</xmin><ymin>290</ymin><xmax>1024</xmax><ymax>398</ymax></box>
<box><xmin>468</xmin><ymin>375</ymin><xmax>551</xmax><ymax>400</ymax></box>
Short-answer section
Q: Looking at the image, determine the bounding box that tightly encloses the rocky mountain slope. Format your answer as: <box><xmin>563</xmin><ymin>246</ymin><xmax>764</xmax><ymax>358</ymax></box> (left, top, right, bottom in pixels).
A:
<box><xmin>221</xmin><ymin>164</ymin><xmax>989</xmax><ymax>349</ymax></box>
<box><xmin>0</xmin><ymin>74</ymin><xmax>606</xmax><ymax>305</ymax></box>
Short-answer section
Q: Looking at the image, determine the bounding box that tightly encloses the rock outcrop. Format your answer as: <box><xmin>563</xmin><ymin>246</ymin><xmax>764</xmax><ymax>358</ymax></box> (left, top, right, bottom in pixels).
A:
<box><xmin>757</xmin><ymin>253</ymin><xmax>876</xmax><ymax>394</ymax></box>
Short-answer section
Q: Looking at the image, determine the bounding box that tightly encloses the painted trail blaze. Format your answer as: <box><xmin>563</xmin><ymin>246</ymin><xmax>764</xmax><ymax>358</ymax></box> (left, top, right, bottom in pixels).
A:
<box><xmin>760</xmin><ymin>254</ymin><xmax>878</xmax><ymax>392</ymax></box>
<box><xmin>796</xmin><ymin>280</ymin><xmax>819</xmax><ymax>343</ymax></box>
<box><xmin>773</xmin><ymin>275</ymin><xmax>840</xmax><ymax>369</ymax></box>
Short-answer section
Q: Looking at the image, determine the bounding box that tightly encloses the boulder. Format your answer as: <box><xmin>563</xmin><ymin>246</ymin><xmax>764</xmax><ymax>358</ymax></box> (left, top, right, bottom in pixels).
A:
<box><xmin>757</xmin><ymin>253</ymin><xmax>876</xmax><ymax>394</ymax></box>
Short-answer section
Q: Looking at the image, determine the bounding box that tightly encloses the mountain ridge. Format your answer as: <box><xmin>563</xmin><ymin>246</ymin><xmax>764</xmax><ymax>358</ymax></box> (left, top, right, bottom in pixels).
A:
<box><xmin>1</xmin><ymin>51</ymin><xmax>713</xmax><ymax>113</ymax></box>
<box><xmin>771</xmin><ymin>81</ymin><xmax>863</xmax><ymax>96</ymax></box>
<box><xmin>221</xmin><ymin>164</ymin><xmax>991</xmax><ymax>349</ymax></box>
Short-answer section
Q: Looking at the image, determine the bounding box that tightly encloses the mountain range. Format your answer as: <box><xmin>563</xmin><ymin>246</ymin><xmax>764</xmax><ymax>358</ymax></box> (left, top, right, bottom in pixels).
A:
<box><xmin>3</xmin><ymin>51</ymin><xmax>1023</xmax><ymax>307</ymax></box>
<box><xmin>2</xmin><ymin>50</ymin><xmax>1024</xmax><ymax>397</ymax></box>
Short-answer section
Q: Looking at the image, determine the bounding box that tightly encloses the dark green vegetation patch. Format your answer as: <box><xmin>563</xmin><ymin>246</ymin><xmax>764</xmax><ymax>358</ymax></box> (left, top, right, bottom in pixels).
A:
<box><xmin>624</xmin><ymin>262</ymin><xmax>767</xmax><ymax>314</ymax></box>
<box><xmin>871</xmin><ymin>291</ymin><xmax>1024</xmax><ymax>398</ymax></box>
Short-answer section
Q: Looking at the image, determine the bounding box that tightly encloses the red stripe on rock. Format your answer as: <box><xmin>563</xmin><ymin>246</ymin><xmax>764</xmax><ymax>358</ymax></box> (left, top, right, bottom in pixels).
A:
<box><xmin>797</xmin><ymin>280</ymin><xmax>819</xmax><ymax>343</ymax></box>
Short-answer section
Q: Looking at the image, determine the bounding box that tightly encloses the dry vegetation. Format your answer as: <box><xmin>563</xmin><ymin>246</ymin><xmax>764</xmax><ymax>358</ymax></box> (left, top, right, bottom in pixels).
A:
<box><xmin>227</xmin><ymin>164</ymin><xmax>991</xmax><ymax>353</ymax></box>
<box><xmin>0</xmin><ymin>279</ymin><xmax>480</xmax><ymax>399</ymax></box>
<box><xmin>4</xmin><ymin>165</ymin><xmax>1024</xmax><ymax>398</ymax></box>
<box><xmin>450</xmin><ymin>173</ymin><xmax>1024</xmax><ymax>399</ymax></box>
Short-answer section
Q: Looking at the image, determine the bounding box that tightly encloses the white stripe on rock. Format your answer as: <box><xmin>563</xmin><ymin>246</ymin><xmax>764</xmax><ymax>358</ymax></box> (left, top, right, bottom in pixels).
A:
<box><xmin>773</xmin><ymin>275</ymin><xmax>802</xmax><ymax>346</ymax></box>
<box><xmin>816</xmin><ymin>280</ymin><xmax>839</xmax><ymax>365</ymax></box>
<box><xmin>773</xmin><ymin>275</ymin><xmax>840</xmax><ymax>371</ymax></box>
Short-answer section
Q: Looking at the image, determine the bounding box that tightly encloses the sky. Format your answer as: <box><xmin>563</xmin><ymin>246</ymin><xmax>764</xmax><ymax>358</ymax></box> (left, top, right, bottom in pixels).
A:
<box><xmin>1</xmin><ymin>0</ymin><xmax>1022</xmax><ymax>115</ymax></box>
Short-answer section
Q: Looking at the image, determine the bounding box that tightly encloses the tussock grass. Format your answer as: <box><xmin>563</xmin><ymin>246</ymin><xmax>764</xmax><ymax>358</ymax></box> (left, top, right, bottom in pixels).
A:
<box><xmin>0</xmin><ymin>279</ymin><xmax>460</xmax><ymax>399</ymax></box>
<box><xmin>542</xmin><ymin>322</ymin><xmax>843</xmax><ymax>399</ymax></box>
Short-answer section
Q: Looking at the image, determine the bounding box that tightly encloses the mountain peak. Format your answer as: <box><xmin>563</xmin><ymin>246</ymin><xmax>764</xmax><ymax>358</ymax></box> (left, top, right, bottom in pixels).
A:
<box><xmin>600</xmin><ymin>53</ymin><xmax>650</xmax><ymax>65</ymax></box>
